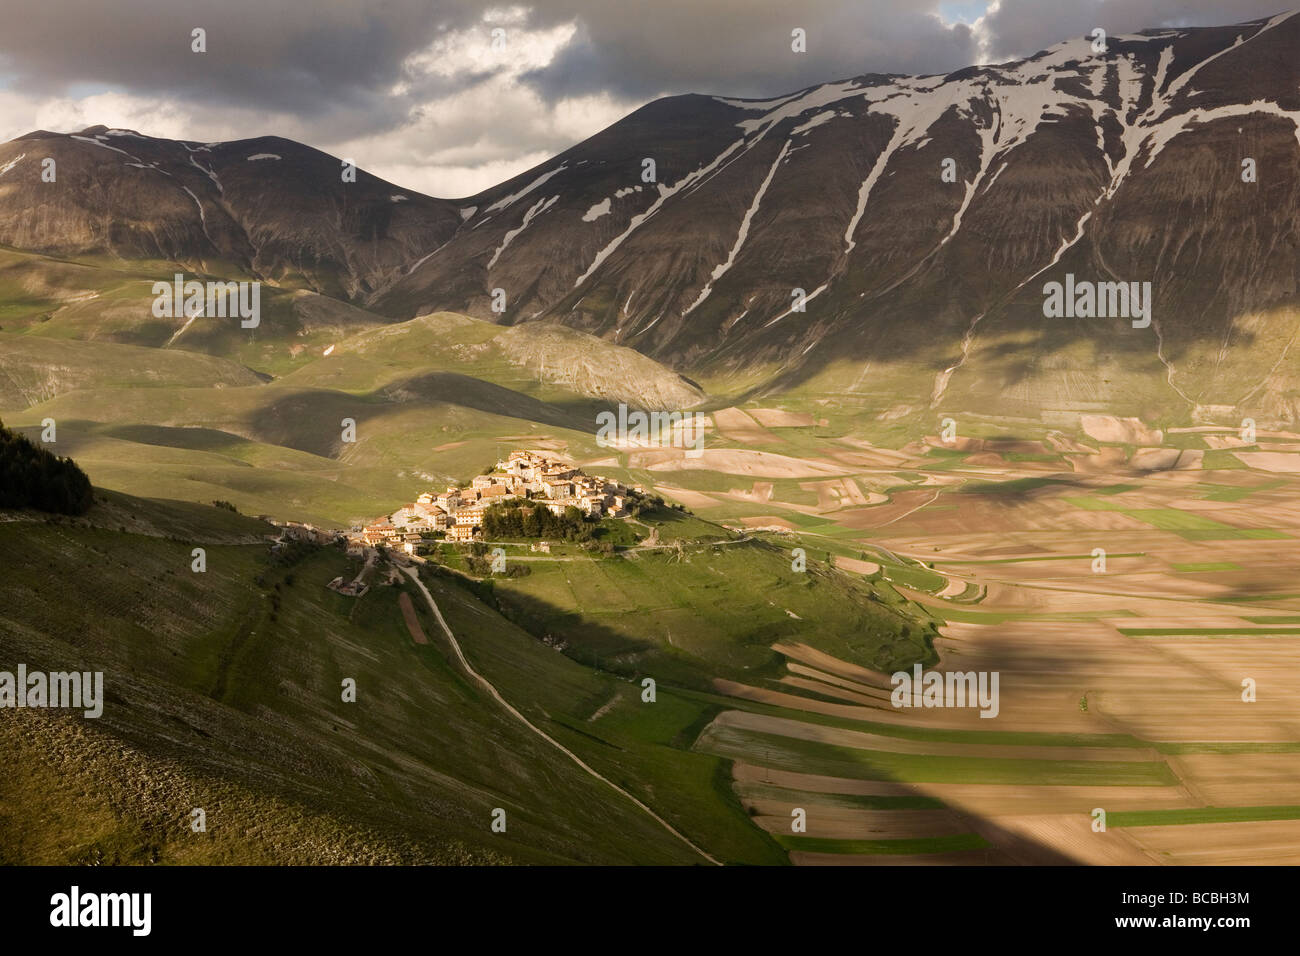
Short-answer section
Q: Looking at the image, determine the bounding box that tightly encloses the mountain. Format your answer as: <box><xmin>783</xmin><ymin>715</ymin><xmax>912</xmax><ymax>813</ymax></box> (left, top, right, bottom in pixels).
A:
<box><xmin>0</xmin><ymin>129</ymin><xmax>462</xmax><ymax>299</ymax></box>
<box><xmin>372</xmin><ymin>10</ymin><xmax>1300</xmax><ymax>425</ymax></box>
<box><xmin>2</xmin><ymin>11</ymin><xmax>1299</xmax><ymax>427</ymax></box>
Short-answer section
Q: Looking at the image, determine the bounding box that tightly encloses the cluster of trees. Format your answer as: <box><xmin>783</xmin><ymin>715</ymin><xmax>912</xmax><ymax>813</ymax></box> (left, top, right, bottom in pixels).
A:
<box><xmin>627</xmin><ymin>495</ymin><xmax>665</xmax><ymax>518</ymax></box>
<box><xmin>269</xmin><ymin>538</ymin><xmax>319</xmax><ymax>568</ymax></box>
<box><xmin>482</xmin><ymin>502</ymin><xmax>594</xmax><ymax>541</ymax></box>
<box><xmin>0</xmin><ymin>419</ymin><xmax>94</xmax><ymax>515</ymax></box>
<box><xmin>462</xmin><ymin>541</ymin><xmax>530</xmax><ymax>577</ymax></box>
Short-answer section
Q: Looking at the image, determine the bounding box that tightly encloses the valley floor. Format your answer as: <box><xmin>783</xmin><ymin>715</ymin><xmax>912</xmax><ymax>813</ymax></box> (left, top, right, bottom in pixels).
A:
<box><xmin>655</xmin><ymin>419</ymin><xmax>1300</xmax><ymax>864</ymax></box>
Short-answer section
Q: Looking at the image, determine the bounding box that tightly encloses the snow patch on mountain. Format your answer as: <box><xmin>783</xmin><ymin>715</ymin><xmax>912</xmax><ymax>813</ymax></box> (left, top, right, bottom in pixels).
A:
<box><xmin>764</xmin><ymin>282</ymin><xmax>829</xmax><ymax>328</ymax></box>
<box><xmin>71</xmin><ymin>135</ymin><xmax>136</xmax><ymax>158</ymax></box>
<box><xmin>180</xmin><ymin>185</ymin><xmax>214</xmax><ymax>243</ymax></box>
<box><xmin>406</xmin><ymin>239</ymin><xmax>454</xmax><ymax>275</ymax></box>
<box><xmin>489</xmin><ymin>195</ymin><xmax>559</xmax><ymax>268</ymax></box>
<box><xmin>184</xmin><ymin>144</ymin><xmax>223</xmax><ymax>194</ymax></box>
<box><xmin>485</xmin><ymin>165</ymin><xmax>567</xmax><ymax>213</ymax></box>
<box><xmin>685</xmin><ymin>138</ymin><xmax>792</xmax><ymax>316</ymax></box>
<box><xmin>582</xmin><ymin>197</ymin><xmax>611</xmax><ymax>221</ymax></box>
<box><xmin>713</xmin><ymin>92</ymin><xmax>801</xmax><ymax>113</ymax></box>
<box><xmin>735</xmin><ymin>79</ymin><xmax>869</xmax><ymax>135</ymax></box>
<box><xmin>792</xmin><ymin>110</ymin><xmax>838</xmax><ymax>135</ymax></box>
<box><xmin>575</xmin><ymin>139</ymin><xmax>747</xmax><ymax>288</ymax></box>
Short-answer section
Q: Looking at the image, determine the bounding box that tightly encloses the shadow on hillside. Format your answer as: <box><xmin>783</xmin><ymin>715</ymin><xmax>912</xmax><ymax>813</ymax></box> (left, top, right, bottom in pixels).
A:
<box><xmin>422</xmin><ymin>561</ymin><xmax>658</xmax><ymax>676</ymax></box>
<box><xmin>376</xmin><ymin>371</ymin><xmax>587</xmax><ymax>430</ymax></box>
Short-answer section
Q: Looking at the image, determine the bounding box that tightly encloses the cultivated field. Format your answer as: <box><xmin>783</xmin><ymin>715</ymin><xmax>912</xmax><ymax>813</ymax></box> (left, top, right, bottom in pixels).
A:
<box><xmin>631</xmin><ymin>409</ymin><xmax>1300</xmax><ymax>865</ymax></box>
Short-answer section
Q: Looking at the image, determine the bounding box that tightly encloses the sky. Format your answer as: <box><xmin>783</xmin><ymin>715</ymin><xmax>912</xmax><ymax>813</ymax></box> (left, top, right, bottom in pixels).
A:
<box><xmin>0</xmin><ymin>0</ymin><xmax>1286</xmax><ymax>198</ymax></box>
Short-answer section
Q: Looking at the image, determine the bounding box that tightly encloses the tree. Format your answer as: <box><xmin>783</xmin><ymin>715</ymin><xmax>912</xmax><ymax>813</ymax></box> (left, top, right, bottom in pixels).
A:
<box><xmin>0</xmin><ymin>418</ymin><xmax>94</xmax><ymax>515</ymax></box>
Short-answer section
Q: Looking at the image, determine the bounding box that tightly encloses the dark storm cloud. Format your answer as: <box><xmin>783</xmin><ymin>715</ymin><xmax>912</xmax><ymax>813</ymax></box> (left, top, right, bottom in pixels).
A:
<box><xmin>0</xmin><ymin>1</ymin><xmax>1285</xmax><ymax>111</ymax></box>
<box><xmin>521</xmin><ymin>1</ymin><xmax>980</xmax><ymax>101</ymax></box>
<box><xmin>0</xmin><ymin>1</ymin><xmax>479</xmax><ymax>119</ymax></box>
<box><xmin>2</xmin><ymin>0</ymin><xmax>981</xmax><ymax>108</ymax></box>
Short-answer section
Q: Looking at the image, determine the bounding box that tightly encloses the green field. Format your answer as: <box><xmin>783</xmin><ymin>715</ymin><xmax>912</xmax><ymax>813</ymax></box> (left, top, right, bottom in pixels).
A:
<box><xmin>695</xmin><ymin>724</ymin><xmax>1180</xmax><ymax>786</ymax></box>
<box><xmin>1107</xmin><ymin>806</ymin><xmax>1300</xmax><ymax>827</ymax></box>
<box><xmin>468</xmin><ymin>528</ymin><xmax>936</xmax><ymax>687</ymax></box>
<box><xmin>775</xmin><ymin>833</ymin><xmax>991</xmax><ymax>854</ymax></box>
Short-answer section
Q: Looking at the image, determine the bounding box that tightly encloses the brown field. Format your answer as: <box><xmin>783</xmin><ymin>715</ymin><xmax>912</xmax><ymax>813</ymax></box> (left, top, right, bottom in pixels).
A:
<box><xmin>397</xmin><ymin>592</ymin><xmax>429</xmax><ymax>645</ymax></box>
<box><xmin>748</xmin><ymin>804</ymin><xmax>969</xmax><ymax>839</ymax></box>
<box><xmin>1231</xmin><ymin>451</ymin><xmax>1300</xmax><ymax>472</ymax></box>
<box><xmin>1124</xmin><ymin>820</ymin><xmax>1300</xmax><ymax>864</ymax></box>
<box><xmin>831</xmin><ymin>555</ymin><xmax>881</xmax><ymax>575</ymax></box>
<box><xmin>737</xmin><ymin>514</ymin><xmax>799</xmax><ymax>531</ymax></box>
<box><xmin>712</xmin><ymin>407</ymin><xmax>778</xmax><ymax>443</ymax></box>
<box><xmin>652</xmin><ymin>484</ymin><xmax>722</xmax><ymax>510</ymax></box>
<box><xmin>633</xmin><ymin>447</ymin><xmax>851</xmax><ymax>477</ymax></box>
<box><xmin>748</xmin><ymin>408</ymin><xmax>818</xmax><ymax>428</ymax></box>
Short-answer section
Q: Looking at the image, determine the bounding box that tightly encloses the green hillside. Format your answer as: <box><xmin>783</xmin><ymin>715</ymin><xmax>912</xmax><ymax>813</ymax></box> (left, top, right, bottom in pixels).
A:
<box><xmin>0</xmin><ymin>491</ymin><xmax>745</xmax><ymax>864</ymax></box>
<box><xmin>0</xmin><ymin>480</ymin><xmax>938</xmax><ymax>864</ymax></box>
<box><xmin>467</xmin><ymin>517</ymin><xmax>935</xmax><ymax>684</ymax></box>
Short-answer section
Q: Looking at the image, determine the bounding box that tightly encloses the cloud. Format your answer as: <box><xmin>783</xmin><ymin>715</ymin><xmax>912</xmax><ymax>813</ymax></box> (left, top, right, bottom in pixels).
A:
<box><xmin>0</xmin><ymin>4</ymin><xmax>650</xmax><ymax>197</ymax></box>
<box><xmin>524</xmin><ymin>1</ymin><xmax>981</xmax><ymax>101</ymax></box>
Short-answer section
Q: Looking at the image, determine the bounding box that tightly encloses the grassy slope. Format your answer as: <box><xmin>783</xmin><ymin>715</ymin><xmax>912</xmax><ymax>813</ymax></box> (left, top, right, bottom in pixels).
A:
<box><xmin>481</xmin><ymin>535</ymin><xmax>934</xmax><ymax>685</ymax></box>
<box><xmin>417</xmin><ymin>569</ymin><xmax>788</xmax><ymax>865</ymax></box>
<box><xmin>0</xmin><ymin>492</ymin><xmax>718</xmax><ymax>865</ymax></box>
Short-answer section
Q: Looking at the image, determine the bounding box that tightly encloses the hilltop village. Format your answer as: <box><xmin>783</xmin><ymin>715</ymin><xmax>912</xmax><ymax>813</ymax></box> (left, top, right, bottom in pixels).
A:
<box><xmin>348</xmin><ymin>450</ymin><xmax>643</xmax><ymax>552</ymax></box>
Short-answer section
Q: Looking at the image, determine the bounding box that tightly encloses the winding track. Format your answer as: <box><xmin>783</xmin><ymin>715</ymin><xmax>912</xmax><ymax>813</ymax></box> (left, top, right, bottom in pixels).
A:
<box><xmin>399</xmin><ymin>563</ymin><xmax>721</xmax><ymax>865</ymax></box>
